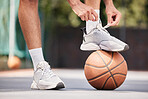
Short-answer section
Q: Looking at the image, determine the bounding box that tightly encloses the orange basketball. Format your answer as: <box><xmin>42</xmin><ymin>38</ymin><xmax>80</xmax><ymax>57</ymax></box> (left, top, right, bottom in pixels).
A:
<box><xmin>84</xmin><ymin>50</ymin><xmax>128</xmax><ymax>90</ymax></box>
<box><xmin>7</xmin><ymin>56</ymin><xmax>21</xmax><ymax>69</ymax></box>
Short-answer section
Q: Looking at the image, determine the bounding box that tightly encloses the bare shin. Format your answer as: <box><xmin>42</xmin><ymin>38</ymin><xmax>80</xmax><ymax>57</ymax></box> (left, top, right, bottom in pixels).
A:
<box><xmin>18</xmin><ymin>0</ymin><xmax>41</xmax><ymax>50</ymax></box>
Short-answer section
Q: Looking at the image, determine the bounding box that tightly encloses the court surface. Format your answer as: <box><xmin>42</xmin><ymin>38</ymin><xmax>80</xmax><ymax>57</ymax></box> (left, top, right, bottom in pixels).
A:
<box><xmin>0</xmin><ymin>69</ymin><xmax>148</xmax><ymax>99</ymax></box>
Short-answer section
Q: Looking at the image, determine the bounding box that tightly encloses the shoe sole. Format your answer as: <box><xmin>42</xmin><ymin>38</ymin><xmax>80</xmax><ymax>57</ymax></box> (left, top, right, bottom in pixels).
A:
<box><xmin>31</xmin><ymin>81</ymin><xmax>65</xmax><ymax>90</ymax></box>
<box><xmin>80</xmin><ymin>42</ymin><xmax>129</xmax><ymax>52</ymax></box>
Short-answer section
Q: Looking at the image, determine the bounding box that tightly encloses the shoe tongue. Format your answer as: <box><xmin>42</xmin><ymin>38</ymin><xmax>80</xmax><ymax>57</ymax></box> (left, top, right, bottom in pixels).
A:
<box><xmin>96</xmin><ymin>20</ymin><xmax>103</xmax><ymax>29</ymax></box>
<box><xmin>37</xmin><ymin>61</ymin><xmax>50</xmax><ymax>69</ymax></box>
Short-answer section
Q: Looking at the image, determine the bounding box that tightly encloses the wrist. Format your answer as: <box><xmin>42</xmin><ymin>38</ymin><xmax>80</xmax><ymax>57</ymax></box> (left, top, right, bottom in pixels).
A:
<box><xmin>103</xmin><ymin>0</ymin><xmax>114</xmax><ymax>7</ymax></box>
<box><xmin>67</xmin><ymin>0</ymin><xmax>81</xmax><ymax>8</ymax></box>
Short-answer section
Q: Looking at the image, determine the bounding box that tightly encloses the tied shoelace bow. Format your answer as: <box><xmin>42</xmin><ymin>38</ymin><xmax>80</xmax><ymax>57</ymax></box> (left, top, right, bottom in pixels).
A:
<box><xmin>96</xmin><ymin>22</ymin><xmax>110</xmax><ymax>34</ymax></box>
<box><xmin>36</xmin><ymin>62</ymin><xmax>55</xmax><ymax>78</ymax></box>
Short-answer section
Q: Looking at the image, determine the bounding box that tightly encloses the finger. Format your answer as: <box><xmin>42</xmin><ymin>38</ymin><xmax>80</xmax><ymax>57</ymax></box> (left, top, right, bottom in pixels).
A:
<box><xmin>107</xmin><ymin>14</ymin><xmax>113</xmax><ymax>26</ymax></box>
<box><xmin>80</xmin><ymin>15</ymin><xmax>85</xmax><ymax>21</ymax></box>
<box><xmin>115</xmin><ymin>13</ymin><xmax>121</xmax><ymax>25</ymax></box>
<box><xmin>85</xmin><ymin>12</ymin><xmax>89</xmax><ymax>21</ymax></box>
<box><xmin>91</xmin><ymin>9</ymin><xmax>98</xmax><ymax>21</ymax></box>
<box><xmin>109</xmin><ymin>21</ymin><xmax>117</xmax><ymax>26</ymax></box>
<box><xmin>88</xmin><ymin>11</ymin><xmax>94</xmax><ymax>21</ymax></box>
<box><xmin>116</xmin><ymin>21</ymin><xmax>120</xmax><ymax>25</ymax></box>
<box><xmin>110</xmin><ymin>14</ymin><xmax>121</xmax><ymax>26</ymax></box>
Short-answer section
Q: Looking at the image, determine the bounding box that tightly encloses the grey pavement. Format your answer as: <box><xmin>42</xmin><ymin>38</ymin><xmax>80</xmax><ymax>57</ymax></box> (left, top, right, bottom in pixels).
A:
<box><xmin>0</xmin><ymin>69</ymin><xmax>148</xmax><ymax>99</ymax></box>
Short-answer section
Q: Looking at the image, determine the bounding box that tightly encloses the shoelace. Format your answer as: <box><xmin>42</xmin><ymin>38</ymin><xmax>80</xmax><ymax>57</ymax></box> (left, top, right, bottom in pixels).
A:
<box><xmin>103</xmin><ymin>24</ymin><xmax>110</xmax><ymax>29</ymax></box>
<box><xmin>96</xmin><ymin>23</ymin><xmax>110</xmax><ymax>34</ymax></box>
<box><xmin>43</xmin><ymin>67</ymin><xmax>55</xmax><ymax>78</ymax></box>
<box><xmin>36</xmin><ymin>62</ymin><xmax>55</xmax><ymax>79</ymax></box>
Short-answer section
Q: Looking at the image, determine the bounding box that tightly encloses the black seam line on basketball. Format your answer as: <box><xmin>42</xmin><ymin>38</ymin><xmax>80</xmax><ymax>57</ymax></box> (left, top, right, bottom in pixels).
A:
<box><xmin>88</xmin><ymin>71</ymin><xmax>108</xmax><ymax>81</ymax></box>
<box><xmin>101</xmin><ymin>73</ymin><xmax>126</xmax><ymax>89</ymax></box>
<box><xmin>87</xmin><ymin>60</ymin><xmax>125</xmax><ymax>81</ymax></box>
<box><xmin>95</xmin><ymin>52</ymin><xmax>118</xmax><ymax>87</ymax></box>
<box><xmin>97</xmin><ymin>51</ymin><xmax>114</xmax><ymax>67</ymax></box>
<box><xmin>106</xmin><ymin>67</ymin><xmax>118</xmax><ymax>87</ymax></box>
<box><xmin>110</xmin><ymin>60</ymin><xmax>125</xmax><ymax>71</ymax></box>
<box><xmin>112</xmin><ymin>73</ymin><xmax>126</xmax><ymax>76</ymax></box>
<box><xmin>101</xmin><ymin>75</ymin><xmax>111</xmax><ymax>89</ymax></box>
<box><xmin>105</xmin><ymin>60</ymin><xmax>125</xmax><ymax>88</ymax></box>
<box><xmin>85</xmin><ymin>64</ymin><xmax>107</xmax><ymax>68</ymax></box>
<box><xmin>88</xmin><ymin>52</ymin><xmax>113</xmax><ymax>81</ymax></box>
<box><xmin>95</xmin><ymin>51</ymin><xmax>109</xmax><ymax>65</ymax></box>
<box><xmin>85</xmin><ymin>52</ymin><xmax>113</xmax><ymax>68</ymax></box>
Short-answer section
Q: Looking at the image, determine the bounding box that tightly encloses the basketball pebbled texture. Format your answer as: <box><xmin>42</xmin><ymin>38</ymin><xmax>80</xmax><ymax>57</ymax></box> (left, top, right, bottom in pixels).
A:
<box><xmin>84</xmin><ymin>50</ymin><xmax>128</xmax><ymax>90</ymax></box>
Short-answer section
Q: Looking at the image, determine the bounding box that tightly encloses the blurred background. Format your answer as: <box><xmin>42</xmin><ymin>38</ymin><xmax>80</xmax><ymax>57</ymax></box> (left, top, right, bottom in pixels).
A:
<box><xmin>0</xmin><ymin>0</ymin><xmax>148</xmax><ymax>71</ymax></box>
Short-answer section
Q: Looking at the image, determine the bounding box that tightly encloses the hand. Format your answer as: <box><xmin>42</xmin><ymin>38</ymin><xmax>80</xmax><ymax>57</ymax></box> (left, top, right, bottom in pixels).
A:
<box><xmin>105</xmin><ymin>5</ymin><xmax>122</xmax><ymax>26</ymax></box>
<box><xmin>69</xmin><ymin>1</ymin><xmax>98</xmax><ymax>21</ymax></box>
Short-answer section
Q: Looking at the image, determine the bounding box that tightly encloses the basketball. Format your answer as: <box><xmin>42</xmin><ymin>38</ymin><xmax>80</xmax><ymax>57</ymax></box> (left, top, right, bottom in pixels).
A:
<box><xmin>84</xmin><ymin>50</ymin><xmax>128</xmax><ymax>90</ymax></box>
<box><xmin>7</xmin><ymin>56</ymin><xmax>21</xmax><ymax>69</ymax></box>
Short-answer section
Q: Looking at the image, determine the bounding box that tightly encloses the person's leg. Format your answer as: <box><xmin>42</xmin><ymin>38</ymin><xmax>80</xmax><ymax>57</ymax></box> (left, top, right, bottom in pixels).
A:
<box><xmin>18</xmin><ymin>0</ymin><xmax>65</xmax><ymax>89</ymax></box>
<box><xmin>85</xmin><ymin>0</ymin><xmax>101</xmax><ymax>9</ymax></box>
<box><xmin>85</xmin><ymin>0</ymin><xmax>101</xmax><ymax>33</ymax></box>
<box><xmin>18</xmin><ymin>0</ymin><xmax>44</xmax><ymax>71</ymax></box>
<box><xmin>18</xmin><ymin>0</ymin><xmax>41</xmax><ymax>49</ymax></box>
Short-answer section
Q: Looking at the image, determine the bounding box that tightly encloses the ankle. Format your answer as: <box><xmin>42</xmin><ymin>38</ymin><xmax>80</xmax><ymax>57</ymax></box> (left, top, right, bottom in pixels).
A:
<box><xmin>29</xmin><ymin>48</ymin><xmax>45</xmax><ymax>71</ymax></box>
<box><xmin>86</xmin><ymin>10</ymin><xmax>100</xmax><ymax>33</ymax></box>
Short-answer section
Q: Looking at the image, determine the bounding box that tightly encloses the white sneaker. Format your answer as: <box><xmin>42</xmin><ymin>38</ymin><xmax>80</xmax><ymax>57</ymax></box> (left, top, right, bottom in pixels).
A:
<box><xmin>31</xmin><ymin>61</ymin><xmax>65</xmax><ymax>90</ymax></box>
<box><xmin>80</xmin><ymin>22</ymin><xmax>129</xmax><ymax>52</ymax></box>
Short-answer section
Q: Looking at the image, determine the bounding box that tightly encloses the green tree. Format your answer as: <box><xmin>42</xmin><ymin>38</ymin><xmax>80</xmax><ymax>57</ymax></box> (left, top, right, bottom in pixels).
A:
<box><xmin>39</xmin><ymin>0</ymin><xmax>148</xmax><ymax>29</ymax></box>
<box><xmin>114</xmin><ymin>0</ymin><xmax>148</xmax><ymax>28</ymax></box>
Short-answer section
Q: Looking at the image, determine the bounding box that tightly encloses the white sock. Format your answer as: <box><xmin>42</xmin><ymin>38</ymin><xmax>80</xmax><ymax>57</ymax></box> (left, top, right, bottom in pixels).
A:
<box><xmin>29</xmin><ymin>48</ymin><xmax>45</xmax><ymax>71</ymax></box>
<box><xmin>86</xmin><ymin>10</ymin><xmax>100</xmax><ymax>33</ymax></box>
